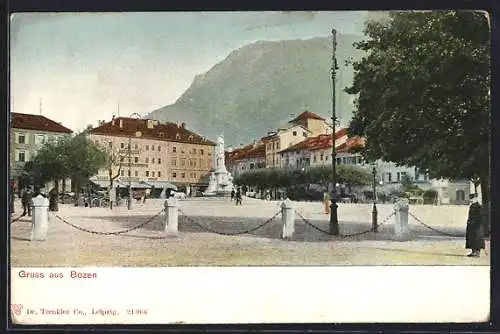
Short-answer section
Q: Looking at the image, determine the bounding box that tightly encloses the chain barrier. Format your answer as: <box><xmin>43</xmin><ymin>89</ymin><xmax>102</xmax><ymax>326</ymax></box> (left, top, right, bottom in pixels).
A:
<box><xmin>10</xmin><ymin>214</ymin><xmax>26</xmax><ymax>224</ymax></box>
<box><xmin>295</xmin><ymin>210</ymin><xmax>396</xmax><ymax>238</ymax></box>
<box><xmin>408</xmin><ymin>211</ymin><xmax>464</xmax><ymax>238</ymax></box>
<box><xmin>53</xmin><ymin>209</ymin><xmax>165</xmax><ymax>236</ymax></box>
<box><xmin>178</xmin><ymin>208</ymin><xmax>281</xmax><ymax>236</ymax></box>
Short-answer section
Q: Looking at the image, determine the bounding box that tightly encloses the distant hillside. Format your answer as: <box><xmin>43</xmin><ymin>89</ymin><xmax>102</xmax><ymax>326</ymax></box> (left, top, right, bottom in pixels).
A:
<box><xmin>147</xmin><ymin>35</ymin><xmax>365</xmax><ymax>147</ymax></box>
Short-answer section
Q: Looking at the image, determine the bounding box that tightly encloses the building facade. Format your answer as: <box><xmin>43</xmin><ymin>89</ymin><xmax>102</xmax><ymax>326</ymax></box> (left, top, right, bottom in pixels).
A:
<box><xmin>86</xmin><ymin>117</ymin><xmax>215</xmax><ymax>191</ymax></box>
<box><xmin>9</xmin><ymin>112</ymin><xmax>73</xmax><ymax>191</ymax></box>
<box><xmin>225</xmin><ymin>141</ymin><xmax>266</xmax><ymax>178</ymax></box>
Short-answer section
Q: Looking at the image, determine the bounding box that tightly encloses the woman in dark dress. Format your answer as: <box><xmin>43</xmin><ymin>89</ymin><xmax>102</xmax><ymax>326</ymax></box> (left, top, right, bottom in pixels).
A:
<box><xmin>465</xmin><ymin>194</ymin><xmax>485</xmax><ymax>257</ymax></box>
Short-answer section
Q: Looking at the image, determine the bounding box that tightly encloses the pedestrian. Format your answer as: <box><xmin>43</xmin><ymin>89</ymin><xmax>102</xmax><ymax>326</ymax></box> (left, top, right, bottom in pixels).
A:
<box><xmin>323</xmin><ymin>191</ymin><xmax>331</xmax><ymax>214</ymax></box>
<box><xmin>235</xmin><ymin>188</ymin><xmax>242</xmax><ymax>206</ymax></box>
<box><xmin>21</xmin><ymin>187</ymin><xmax>33</xmax><ymax>216</ymax></box>
<box><xmin>48</xmin><ymin>187</ymin><xmax>59</xmax><ymax>212</ymax></box>
<box><xmin>9</xmin><ymin>182</ymin><xmax>15</xmax><ymax>214</ymax></box>
<box><xmin>231</xmin><ymin>189</ymin><xmax>235</xmax><ymax>201</ymax></box>
<box><xmin>465</xmin><ymin>193</ymin><xmax>485</xmax><ymax>257</ymax></box>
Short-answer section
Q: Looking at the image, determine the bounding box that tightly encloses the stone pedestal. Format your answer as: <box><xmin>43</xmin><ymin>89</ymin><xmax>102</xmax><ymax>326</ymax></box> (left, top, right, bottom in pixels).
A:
<box><xmin>394</xmin><ymin>198</ymin><xmax>410</xmax><ymax>239</ymax></box>
<box><xmin>281</xmin><ymin>199</ymin><xmax>295</xmax><ymax>239</ymax></box>
<box><xmin>164</xmin><ymin>198</ymin><xmax>179</xmax><ymax>236</ymax></box>
<box><xmin>30</xmin><ymin>195</ymin><xmax>49</xmax><ymax>241</ymax></box>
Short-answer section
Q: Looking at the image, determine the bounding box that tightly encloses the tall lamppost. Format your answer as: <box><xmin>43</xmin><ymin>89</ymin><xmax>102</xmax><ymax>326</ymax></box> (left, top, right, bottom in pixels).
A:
<box><xmin>329</xmin><ymin>28</ymin><xmax>339</xmax><ymax>235</ymax></box>
<box><xmin>371</xmin><ymin>164</ymin><xmax>378</xmax><ymax>232</ymax></box>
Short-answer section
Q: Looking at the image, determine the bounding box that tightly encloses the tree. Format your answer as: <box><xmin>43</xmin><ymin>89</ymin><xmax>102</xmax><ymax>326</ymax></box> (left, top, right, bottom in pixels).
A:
<box><xmin>346</xmin><ymin>11</ymin><xmax>490</xmax><ymax>231</ymax></box>
<box><xmin>25</xmin><ymin>134</ymin><xmax>108</xmax><ymax>204</ymax></box>
<box><xmin>97</xmin><ymin>141</ymin><xmax>123</xmax><ymax>209</ymax></box>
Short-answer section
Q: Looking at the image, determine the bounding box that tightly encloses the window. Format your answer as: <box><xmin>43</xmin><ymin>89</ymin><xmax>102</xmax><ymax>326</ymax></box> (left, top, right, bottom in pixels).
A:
<box><xmin>158</xmin><ymin>158</ymin><xmax>161</xmax><ymax>164</ymax></box>
<box><xmin>134</xmin><ymin>143</ymin><xmax>138</xmax><ymax>149</ymax></box>
<box><xmin>313</xmin><ymin>155</ymin><xmax>317</xmax><ymax>163</ymax></box>
<box><xmin>192</xmin><ymin>148</ymin><xmax>196</xmax><ymax>154</ymax></box>
<box><xmin>135</xmin><ymin>171</ymin><xmax>138</xmax><ymax>177</ymax></box>
<box><xmin>181</xmin><ymin>159</ymin><xmax>185</xmax><ymax>166</ymax></box>
<box><xmin>151</xmin><ymin>171</ymin><xmax>155</xmax><ymax>177</ymax></box>
<box><xmin>193</xmin><ymin>172</ymin><xmax>197</xmax><ymax>178</ymax></box>
<box><xmin>336</xmin><ymin>158</ymin><xmax>341</xmax><ymax>164</ymax></box>
<box><xmin>456</xmin><ymin>190</ymin><xmax>465</xmax><ymax>201</ymax></box>
<box><xmin>250</xmin><ymin>163</ymin><xmax>255</xmax><ymax>169</ymax></box>
<box><xmin>35</xmin><ymin>134</ymin><xmax>46</xmax><ymax>145</ymax></box>
<box><xmin>134</xmin><ymin>157</ymin><xmax>138</xmax><ymax>163</ymax></box>
<box><xmin>320</xmin><ymin>153</ymin><xmax>324</xmax><ymax>161</ymax></box>
<box><xmin>120</xmin><ymin>170</ymin><xmax>124</xmax><ymax>176</ymax></box>
<box><xmin>200</xmin><ymin>149</ymin><xmax>204</xmax><ymax>155</ymax></box>
<box><xmin>127</xmin><ymin>143</ymin><xmax>130</xmax><ymax>149</ymax></box>
<box><xmin>158</xmin><ymin>171</ymin><xmax>161</xmax><ymax>178</ymax></box>
<box><xmin>152</xmin><ymin>158</ymin><xmax>155</xmax><ymax>163</ymax></box>
<box><xmin>145</xmin><ymin>158</ymin><xmax>149</xmax><ymax>163</ymax></box>
<box><xmin>397</xmin><ymin>172</ymin><xmax>407</xmax><ymax>182</ymax></box>
<box><xmin>172</xmin><ymin>158</ymin><xmax>177</xmax><ymax>166</ymax></box>
<box><xmin>158</xmin><ymin>145</ymin><xmax>161</xmax><ymax>151</ymax></box>
<box><xmin>17</xmin><ymin>133</ymin><xmax>26</xmax><ymax>144</ymax></box>
<box><xmin>172</xmin><ymin>172</ymin><xmax>177</xmax><ymax>178</ymax></box>
<box><xmin>145</xmin><ymin>171</ymin><xmax>150</xmax><ymax>177</ymax></box>
<box><xmin>16</xmin><ymin>150</ymin><xmax>26</xmax><ymax>162</ymax></box>
<box><xmin>292</xmin><ymin>131</ymin><xmax>297</xmax><ymax>136</ymax></box>
<box><xmin>173</xmin><ymin>147</ymin><xmax>177</xmax><ymax>153</ymax></box>
<box><xmin>121</xmin><ymin>143</ymin><xmax>125</xmax><ymax>149</ymax></box>
<box><xmin>386</xmin><ymin>172</ymin><xmax>392</xmax><ymax>183</ymax></box>
<box><xmin>176</xmin><ymin>133</ymin><xmax>180</xmax><ymax>140</ymax></box>
<box><xmin>128</xmin><ymin>170</ymin><xmax>131</xmax><ymax>177</ymax></box>
<box><xmin>152</xmin><ymin>145</ymin><xmax>155</xmax><ymax>151</ymax></box>
<box><xmin>108</xmin><ymin>142</ymin><xmax>113</xmax><ymax>148</ymax></box>
<box><xmin>181</xmin><ymin>173</ymin><xmax>185</xmax><ymax>178</ymax></box>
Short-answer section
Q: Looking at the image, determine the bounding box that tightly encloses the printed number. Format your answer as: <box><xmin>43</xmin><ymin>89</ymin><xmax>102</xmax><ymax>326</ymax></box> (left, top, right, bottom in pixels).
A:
<box><xmin>126</xmin><ymin>309</ymin><xmax>147</xmax><ymax>315</ymax></box>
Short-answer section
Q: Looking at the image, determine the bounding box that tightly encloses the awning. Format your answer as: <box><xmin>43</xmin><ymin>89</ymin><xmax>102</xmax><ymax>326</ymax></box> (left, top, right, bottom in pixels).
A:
<box><xmin>88</xmin><ymin>178</ymin><xmax>111</xmax><ymax>188</ymax></box>
<box><xmin>143</xmin><ymin>181</ymin><xmax>178</xmax><ymax>191</ymax></box>
<box><xmin>115</xmin><ymin>181</ymin><xmax>152</xmax><ymax>189</ymax></box>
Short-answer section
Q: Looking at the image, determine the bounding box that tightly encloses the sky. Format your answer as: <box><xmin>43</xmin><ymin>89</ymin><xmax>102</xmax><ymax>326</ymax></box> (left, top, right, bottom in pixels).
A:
<box><xmin>10</xmin><ymin>11</ymin><xmax>371</xmax><ymax>132</ymax></box>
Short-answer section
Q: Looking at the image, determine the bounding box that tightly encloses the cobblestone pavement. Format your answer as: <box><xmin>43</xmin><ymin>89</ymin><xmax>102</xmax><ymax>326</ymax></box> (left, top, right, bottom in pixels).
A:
<box><xmin>10</xmin><ymin>198</ymin><xmax>490</xmax><ymax>267</ymax></box>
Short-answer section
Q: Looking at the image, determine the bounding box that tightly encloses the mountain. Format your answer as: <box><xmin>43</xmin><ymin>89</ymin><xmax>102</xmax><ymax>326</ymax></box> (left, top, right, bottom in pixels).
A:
<box><xmin>147</xmin><ymin>34</ymin><xmax>366</xmax><ymax>147</ymax></box>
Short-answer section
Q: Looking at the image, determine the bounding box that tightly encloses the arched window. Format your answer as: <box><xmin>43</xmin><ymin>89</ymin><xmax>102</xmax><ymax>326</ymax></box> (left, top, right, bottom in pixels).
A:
<box><xmin>456</xmin><ymin>190</ymin><xmax>465</xmax><ymax>201</ymax></box>
<box><xmin>175</xmin><ymin>133</ymin><xmax>180</xmax><ymax>140</ymax></box>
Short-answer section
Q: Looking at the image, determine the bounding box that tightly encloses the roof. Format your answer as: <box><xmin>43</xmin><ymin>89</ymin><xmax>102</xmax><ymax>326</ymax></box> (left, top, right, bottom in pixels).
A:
<box><xmin>289</xmin><ymin>110</ymin><xmax>326</xmax><ymax>123</ymax></box>
<box><xmin>280</xmin><ymin>128</ymin><xmax>363</xmax><ymax>154</ymax></box>
<box><xmin>87</xmin><ymin>117</ymin><xmax>216</xmax><ymax>146</ymax></box>
<box><xmin>11</xmin><ymin>113</ymin><xmax>73</xmax><ymax>134</ymax></box>
<box><xmin>226</xmin><ymin>141</ymin><xmax>266</xmax><ymax>163</ymax></box>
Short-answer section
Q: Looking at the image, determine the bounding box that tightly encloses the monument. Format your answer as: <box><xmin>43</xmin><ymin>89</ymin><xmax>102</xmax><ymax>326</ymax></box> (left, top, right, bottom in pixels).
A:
<box><xmin>203</xmin><ymin>135</ymin><xmax>235</xmax><ymax>197</ymax></box>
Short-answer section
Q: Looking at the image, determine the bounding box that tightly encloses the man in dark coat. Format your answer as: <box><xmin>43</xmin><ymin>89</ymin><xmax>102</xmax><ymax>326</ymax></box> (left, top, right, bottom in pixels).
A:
<box><xmin>230</xmin><ymin>189</ymin><xmax>235</xmax><ymax>201</ymax></box>
<box><xmin>48</xmin><ymin>187</ymin><xmax>59</xmax><ymax>212</ymax></box>
<box><xmin>21</xmin><ymin>187</ymin><xmax>33</xmax><ymax>216</ymax></box>
<box><xmin>465</xmin><ymin>193</ymin><xmax>485</xmax><ymax>257</ymax></box>
<box><xmin>235</xmin><ymin>188</ymin><xmax>242</xmax><ymax>206</ymax></box>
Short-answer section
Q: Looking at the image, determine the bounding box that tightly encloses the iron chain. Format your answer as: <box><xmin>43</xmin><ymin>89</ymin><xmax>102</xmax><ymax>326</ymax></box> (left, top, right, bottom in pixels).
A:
<box><xmin>295</xmin><ymin>210</ymin><xmax>396</xmax><ymax>238</ymax></box>
<box><xmin>408</xmin><ymin>211</ymin><xmax>464</xmax><ymax>238</ymax></box>
<box><xmin>53</xmin><ymin>209</ymin><xmax>165</xmax><ymax>236</ymax></box>
<box><xmin>178</xmin><ymin>208</ymin><xmax>281</xmax><ymax>236</ymax></box>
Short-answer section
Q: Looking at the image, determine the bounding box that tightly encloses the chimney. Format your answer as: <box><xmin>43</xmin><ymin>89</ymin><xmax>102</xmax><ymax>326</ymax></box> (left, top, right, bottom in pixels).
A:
<box><xmin>177</xmin><ymin>121</ymin><xmax>181</xmax><ymax>128</ymax></box>
<box><xmin>119</xmin><ymin>119</ymin><xmax>123</xmax><ymax>128</ymax></box>
<box><xmin>86</xmin><ymin>124</ymin><xmax>93</xmax><ymax>130</ymax></box>
<box><xmin>111</xmin><ymin>116</ymin><xmax>116</xmax><ymax>126</ymax></box>
<box><xmin>181</xmin><ymin>122</ymin><xmax>185</xmax><ymax>129</ymax></box>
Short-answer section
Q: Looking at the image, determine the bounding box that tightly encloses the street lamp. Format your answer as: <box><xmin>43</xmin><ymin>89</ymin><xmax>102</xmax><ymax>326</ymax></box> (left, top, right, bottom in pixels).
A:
<box><xmin>371</xmin><ymin>165</ymin><xmax>378</xmax><ymax>232</ymax></box>
<box><xmin>329</xmin><ymin>28</ymin><xmax>339</xmax><ymax>235</ymax></box>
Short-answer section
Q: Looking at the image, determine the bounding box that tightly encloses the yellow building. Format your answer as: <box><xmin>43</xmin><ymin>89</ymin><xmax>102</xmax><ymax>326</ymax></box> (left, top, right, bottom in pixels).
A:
<box><xmin>86</xmin><ymin>117</ymin><xmax>215</xmax><ymax>192</ymax></box>
<box><xmin>262</xmin><ymin>111</ymin><xmax>332</xmax><ymax>168</ymax></box>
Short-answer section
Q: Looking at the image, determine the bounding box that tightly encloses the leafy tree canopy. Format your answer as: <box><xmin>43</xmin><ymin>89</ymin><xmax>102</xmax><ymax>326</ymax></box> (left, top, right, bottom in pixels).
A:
<box><xmin>346</xmin><ymin>11</ymin><xmax>490</xmax><ymax>183</ymax></box>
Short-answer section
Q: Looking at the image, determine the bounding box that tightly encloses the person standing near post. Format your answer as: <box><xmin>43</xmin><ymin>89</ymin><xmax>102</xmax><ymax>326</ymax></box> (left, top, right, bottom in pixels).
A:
<box><xmin>231</xmin><ymin>189</ymin><xmax>235</xmax><ymax>201</ymax></box>
<box><xmin>48</xmin><ymin>187</ymin><xmax>59</xmax><ymax>212</ymax></box>
<box><xmin>21</xmin><ymin>187</ymin><xmax>33</xmax><ymax>216</ymax></box>
<box><xmin>465</xmin><ymin>193</ymin><xmax>485</xmax><ymax>257</ymax></box>
<box><xmin>323</xmin><ymin>191</ymin><xmax>331</xmax><ymax>214</ymax></box>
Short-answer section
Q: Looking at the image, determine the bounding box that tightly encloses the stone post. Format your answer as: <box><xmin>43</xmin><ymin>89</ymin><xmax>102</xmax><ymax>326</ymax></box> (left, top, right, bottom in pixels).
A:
<box><xmin>281</xmin><ymin>199</ymin><xmax>295</xmax><ymax>240</ymax></box>
<box><xmin>30</xmin><ymin>195</ymin><xmax>49</xmax><ymax>241</ymax></box>
<box><xmin>394</xmin><ymin>198</ymin><xmax>410</xmax><ymax>239</ymax></box>
<box><xmin>164</xmin><ymin>197</ymin><xmax>179</xmax><ymax>236</ymax></box>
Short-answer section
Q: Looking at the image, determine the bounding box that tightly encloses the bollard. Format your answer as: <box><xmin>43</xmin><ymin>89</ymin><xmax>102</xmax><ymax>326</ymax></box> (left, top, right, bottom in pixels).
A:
<box><xmin>30</xmin><ymin>195</ymin><xmax>49</xmax><ymax>241</ymax></box>
<box><xmin>281</xmin><ymin>199</ymin><xmax>295</xmax><ymax>240</ymax></box>
<box><xmin>164</xmin><ymin>197</ymin><xmax>179</xmax><ymax>236</ymax></box>
<box><xmin>394</xmin><ymin>198</ymin><xmax>410</xmax><ymax>239</ymax></box>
